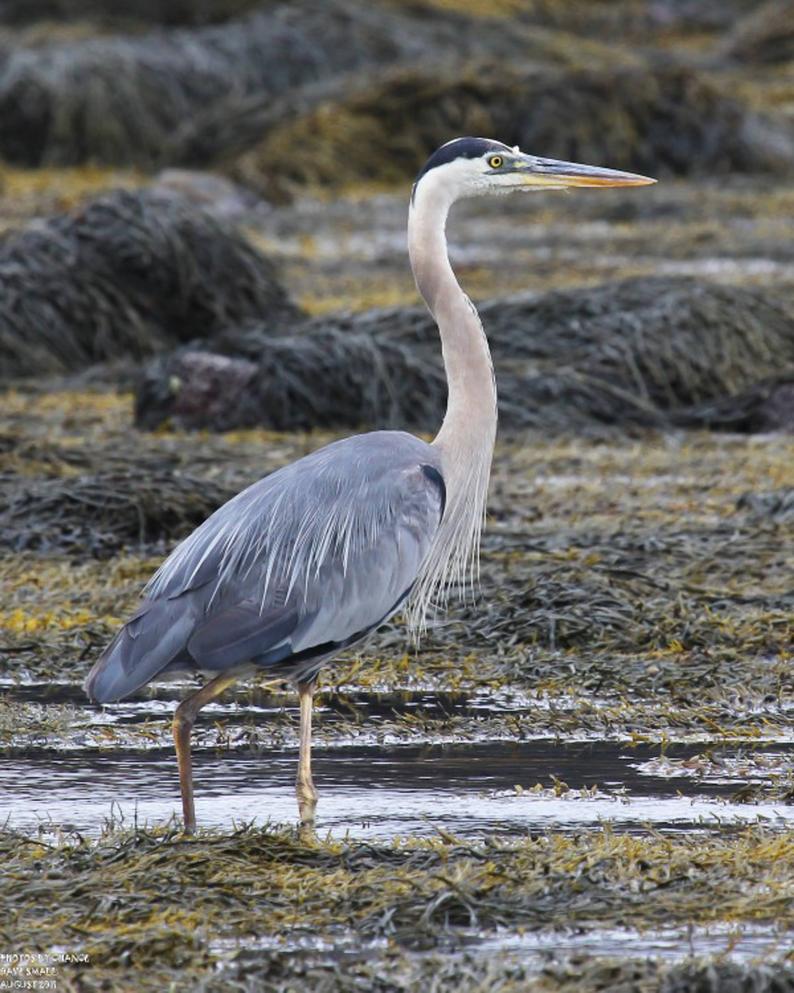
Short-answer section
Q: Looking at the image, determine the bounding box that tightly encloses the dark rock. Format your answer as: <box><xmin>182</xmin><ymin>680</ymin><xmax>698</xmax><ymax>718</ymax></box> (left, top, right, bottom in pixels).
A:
<box><xmin>135</xmin><ymin>331</ymin><xmax>447</xmax><ymax>432</ymax></box>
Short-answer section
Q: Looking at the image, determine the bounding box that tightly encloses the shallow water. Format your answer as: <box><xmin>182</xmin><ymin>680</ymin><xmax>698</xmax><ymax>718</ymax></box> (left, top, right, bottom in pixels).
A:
<box><xmin>474</xmin><ymin>922</ymin><xmax>794</xmax><ymax>966</ymax></box>
<box><xmin>211</xmin><ymin>921</ymin><xmax>794</xmax><ymax>971</ymax></box>
<box><xmin>3</xmin><ymin>680</ymin><xmax>792</xmax><ymax>837</ymax></box>
<box><xmin>4</xmin><ymin>736</ymin><xmax>792</xmax><ymax>839</ymax></box>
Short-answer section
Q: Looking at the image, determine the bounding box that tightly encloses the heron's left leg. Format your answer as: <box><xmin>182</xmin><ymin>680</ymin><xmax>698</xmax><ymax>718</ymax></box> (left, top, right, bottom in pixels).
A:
<box><xmin>173</xmin><ymin>671</ymin><xmax>238</xmax><ymax>834</ymax></box>
<box><xmin>296</xmin><ymin>681</ymin><xmax>318</xmax><ymax>824</ymax></box>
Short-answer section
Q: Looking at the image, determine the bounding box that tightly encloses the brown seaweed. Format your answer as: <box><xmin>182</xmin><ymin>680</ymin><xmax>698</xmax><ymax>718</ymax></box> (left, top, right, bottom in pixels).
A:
<box><xmin>0</xmin><ymin>188</ymin><xmax>297</xmax><ymax>380</ymax></box>
<box><xmin>0</xmin><ymin>2</ymin><xmax>607</xmax><ymax>170</ymax></box>
<box><xmin>1</xmin><ymin>824</ymin><xmax>793</xmax><ymax>992</ymax></box>
<box><xmin>133</xmin><ymin>277</ymin><xmax>794</xmax><ymax>434</ymax></box>
<box><xmin>722</xmin><ymin>0</ymin><xmax>794</xmax><ymax>65</ymax></box>
<box><xmin>0</xmin><ymin>470</ymin><xmax>238</xmax><ymax>555</ymax></box>
<box><xmin>0</xmin><ymin>0</ymin><xmax>264</xmax><ymax>28</ymax></box>
<box><xmin>229</xmin><ymin>62</ymin><xmax>794</xmax><ymax>200</ymax></box>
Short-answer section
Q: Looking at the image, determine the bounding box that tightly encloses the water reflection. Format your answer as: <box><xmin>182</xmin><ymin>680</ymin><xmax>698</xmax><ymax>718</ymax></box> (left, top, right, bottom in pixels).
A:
<box><xmin>4</xmin><ymin>739</ymin><xmax>792</xmax><ymax>839</ymax></box>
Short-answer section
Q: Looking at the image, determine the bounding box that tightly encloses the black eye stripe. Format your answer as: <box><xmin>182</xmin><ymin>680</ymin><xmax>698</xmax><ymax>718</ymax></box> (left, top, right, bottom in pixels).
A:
<box><xmin>415</xmin><ymin>137</ymin><xmax>511</xmax><ymax>184</ymax></box>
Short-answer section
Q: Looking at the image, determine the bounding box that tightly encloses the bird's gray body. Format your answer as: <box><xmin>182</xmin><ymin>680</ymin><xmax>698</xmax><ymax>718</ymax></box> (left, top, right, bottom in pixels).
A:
<box><xmin>85</xmin><ymin>431</ymin><xmax>445</xmax><ymax>703</ymax></box>
<box><xmin>82</xmin><ymin>137</ymin><xmax>654</xmax><ymax>832</ymax></box>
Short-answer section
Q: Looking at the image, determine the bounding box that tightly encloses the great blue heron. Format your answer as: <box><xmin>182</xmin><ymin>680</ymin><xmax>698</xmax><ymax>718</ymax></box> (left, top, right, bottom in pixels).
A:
<box><xmin>85</xmin><ymin>137</ymin><xmax>654</xmax><ymax>832</ymax></box>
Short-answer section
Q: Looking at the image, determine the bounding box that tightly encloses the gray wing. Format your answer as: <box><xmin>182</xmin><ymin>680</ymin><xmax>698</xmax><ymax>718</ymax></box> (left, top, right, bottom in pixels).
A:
<box><xmin>85</xmin><ymin>431</ymin><xmax>444</xmax><ymax>702</ymax></box>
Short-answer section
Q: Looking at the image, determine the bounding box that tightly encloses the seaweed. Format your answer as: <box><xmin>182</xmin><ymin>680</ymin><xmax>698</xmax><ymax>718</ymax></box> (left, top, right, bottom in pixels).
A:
<box><xmin>134</xmin><ymin>336</ymin><xmax>447</xmax><ymax>432</ymax></box>
<box><xmin>722</xmin><ymin>0</ymin><xmax>794</xmax><ymax>65</ymax></box>
<box><xmin>0</xmin><ymin>470</ymin><xmax>238</xmax><ymax>555</ymax></box>
<box><xmin>0</xmin><ymin>2</ymin><xmax>396</xmax><ymax>168</ymax></box>
<box><xmin>201</xmin><ymin>954</ymin><xmax>794</xmax><ymax>993</ymax></box>
<box><xmin>1</xmin><ymin>400</ymin><xmax>792</xmax><ymax>990</ymax></box>
<box><xmin>229</xmin><ymin>62</ymin><xmax>794</xmax><ymax>200</ymax></box>
<box><xmin>0</xmin><ymin>188</ymin><xmax>297</xmax><ymax>380</ymax></box>
<box><xmin>2</xmin><ymin>392</ymin><xmax>792</xmax><ymax>714</ymax></box>
<box><xmin>134</xmin><ymin>277</ymin><xmax>794</xmax><ymax>434</ymax></box>
<box><xmin>0</xmin><ymin>0</ymin><xmax>265</xmax><ymax>29</ymax></box>
<box><xmin>737</xmin><ymin>488</ymin><xmax>794</xmax><ymax>523</ymax></box>
<box><xmin>1</xmin><ymin>5</ymin><xmax>793</xmax><ymax>987</ymax></box>
<box><xmin>0</xmin><ymin>3</ymin><xmax>787</xmax><ymax>190</ymax></box>
<box><xmin>1</xmin><ymin>824</ymin><xmax>793</xmax><ymax>992</ymax></box>
<box><xmin>413</xmin><ymin>0</ymin><xmax>761</xmax><ymax>38</ymax></box>
<box><xmin>0</xmin><ymin>1</ymin><xmax>610</xmax><ymax>170</ymax></box>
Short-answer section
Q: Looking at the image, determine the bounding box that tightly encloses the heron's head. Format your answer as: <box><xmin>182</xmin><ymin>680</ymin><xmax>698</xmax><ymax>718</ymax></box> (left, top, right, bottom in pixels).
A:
<box><xmin>412</xmin><ymin>137</ymin><xmax>655</xmax><ymax>206</ymax></box>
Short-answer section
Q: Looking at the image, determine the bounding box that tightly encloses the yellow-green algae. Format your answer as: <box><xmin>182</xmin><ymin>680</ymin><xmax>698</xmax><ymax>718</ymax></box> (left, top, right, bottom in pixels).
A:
<box><xmin>1</xmin><ymin>393</ymin><xmax>792</xmax><ymax>743</ymax></box>
<box><xmin>1</xmin><ymin>825</ymin><xmax>793</xmax><ymax>991</ymax></box>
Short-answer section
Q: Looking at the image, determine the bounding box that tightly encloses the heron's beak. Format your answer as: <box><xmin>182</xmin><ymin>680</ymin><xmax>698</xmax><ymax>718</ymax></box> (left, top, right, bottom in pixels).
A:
<box><xmin>512</xmin><ymin>154</ymin><xmax>656</xmax><ymax>189</ymax></box>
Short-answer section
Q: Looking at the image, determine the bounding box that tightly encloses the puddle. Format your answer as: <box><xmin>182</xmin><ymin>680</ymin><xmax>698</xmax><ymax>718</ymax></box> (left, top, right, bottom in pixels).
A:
<box><xmin>206</xmin><ymin>922</ymin><xmax>794</xmax><ymax>988</ymax></box>
<box><xmin>3</xmin><ymin>739</ymin><xmax>792</xmax><ymax>839</ymax></box>
<box><xmin>474</xmin><ymin>922</ymin><xmax>794</xmax><ymax>966</ymax></box>
<box><xmin>3</xmin><ymin>682</ymin><xmax>793</xmax><ymax>838</ymax></box>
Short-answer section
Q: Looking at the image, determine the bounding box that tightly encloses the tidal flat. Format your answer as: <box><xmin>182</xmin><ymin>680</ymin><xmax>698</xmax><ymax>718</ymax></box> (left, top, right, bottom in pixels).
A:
<box><xmin>1</xmin><ymin>0</ymin><xmax>794</xmax><ymax>981</ymax></box>
<box><xmin>1</xmin><ymin>390</ymin><xmax>793</xmax><ymax>991</ymax></box>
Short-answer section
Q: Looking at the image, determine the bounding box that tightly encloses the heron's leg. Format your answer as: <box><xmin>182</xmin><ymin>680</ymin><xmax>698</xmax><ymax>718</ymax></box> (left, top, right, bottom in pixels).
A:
<box><xmin>173</xmin><ymin>672</ymin><xmax>238</xmax><ymax>834</ymax></box>
<box><xmin>296</xmin><ymin>681</ymin><xmax>318</xmax><ymax>825</ymax></box>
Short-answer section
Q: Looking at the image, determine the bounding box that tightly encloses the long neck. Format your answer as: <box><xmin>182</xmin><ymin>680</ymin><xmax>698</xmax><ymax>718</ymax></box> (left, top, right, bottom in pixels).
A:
<box><xmin>408</xmin><ymin>184</ymin><xmax>498</xmax><ymax>455</ymax></box>
<box><xmin>405</xmin><ymin>176</ymin><xmax>497</xmax><ymax>631</ymax></box>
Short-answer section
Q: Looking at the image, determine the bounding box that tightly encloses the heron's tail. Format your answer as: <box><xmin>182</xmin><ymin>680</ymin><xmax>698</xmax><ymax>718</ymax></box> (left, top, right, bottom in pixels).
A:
<box><xmin>84</xmin><ymin>598</ymin><xmax>195</xmax><ymax>703</ymax></box>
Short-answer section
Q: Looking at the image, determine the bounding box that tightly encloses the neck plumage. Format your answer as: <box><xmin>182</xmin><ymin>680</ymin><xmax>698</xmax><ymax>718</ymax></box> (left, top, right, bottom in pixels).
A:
<box><xmin>405</xmin><ymin>177</ymin><xmax>498</xmax><ymax>632</ymax></box>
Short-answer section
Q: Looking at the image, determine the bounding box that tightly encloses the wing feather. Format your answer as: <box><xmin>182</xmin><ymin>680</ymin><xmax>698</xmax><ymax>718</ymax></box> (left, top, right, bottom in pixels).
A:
<box><xmin>187</xmin><ymin>600</ymin><xmax>297</xmax><ymax>670</ymax></box>
<box><xmin>85</xmin><ymin>431</ymin><xmax>444</xmax><ymax>702</ymax></box>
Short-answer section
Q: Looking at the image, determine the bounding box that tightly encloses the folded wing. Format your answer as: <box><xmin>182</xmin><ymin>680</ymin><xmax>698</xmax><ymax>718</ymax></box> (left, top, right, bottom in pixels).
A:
<box><xmin>85</xmin><ymin>431</ymin><xmax>444</xmax><ymax>702</ymax></box>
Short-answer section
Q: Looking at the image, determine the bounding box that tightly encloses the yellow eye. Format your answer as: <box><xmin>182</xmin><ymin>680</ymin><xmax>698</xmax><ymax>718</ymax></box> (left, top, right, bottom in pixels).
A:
<box><xmin>488</xmin><ymin>155</ymin><xmax>503</xmax><ymax>169</ymax></box>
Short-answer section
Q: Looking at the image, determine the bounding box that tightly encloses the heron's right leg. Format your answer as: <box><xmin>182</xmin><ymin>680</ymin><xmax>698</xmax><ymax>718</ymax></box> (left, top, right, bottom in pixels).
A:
<box><xmin>296</xmin><ymin>681</ymin><xmax>318</xmax><ymax>825</ymax></box>
<box><xmin>173</xmin><ymin>672</ymin><xmax>238</xmax><ymax>834</ymax></box>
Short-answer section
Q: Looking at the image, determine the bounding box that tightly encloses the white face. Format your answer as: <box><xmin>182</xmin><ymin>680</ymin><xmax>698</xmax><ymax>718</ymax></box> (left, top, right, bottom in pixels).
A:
<box><xmin>412</xmin><ymin>145</ymin><xmax>655</xmax><ymax>208</ymax></box>
<box><xmin>420</xmin><ymin>149</ymin><xmax>537</xmax><ymax>202</ymax></box>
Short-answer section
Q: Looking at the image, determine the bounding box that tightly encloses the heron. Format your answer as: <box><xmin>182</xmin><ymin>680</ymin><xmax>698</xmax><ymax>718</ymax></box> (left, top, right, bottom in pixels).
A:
<box><xmin>85</xmin><ymin>137</ymin><xmax>654</xmax><ymax>832</ymax></box>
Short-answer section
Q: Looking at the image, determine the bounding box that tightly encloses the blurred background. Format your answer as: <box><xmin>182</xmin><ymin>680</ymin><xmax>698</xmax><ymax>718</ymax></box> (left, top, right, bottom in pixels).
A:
<box><xmin>2</xmin><ymin>6</ymin><xmax>794</xmax><ymax>990</ymax></box>
<box><xmin>0</xmin><ymin>0</ymin><xmax>793</xmax><ymax>436</ymax></box>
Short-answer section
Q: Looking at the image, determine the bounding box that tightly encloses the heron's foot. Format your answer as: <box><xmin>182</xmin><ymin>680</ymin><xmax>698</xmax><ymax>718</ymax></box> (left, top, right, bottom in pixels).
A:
<box><xmin>296</xmin><ymin>779</ymin><xmax>318</xmax><ymax>826</ymax></box>
<box><xmin>298</xmin><ymin>819</ymin><xmax>319</xmax><ymax>845</ymax></box>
